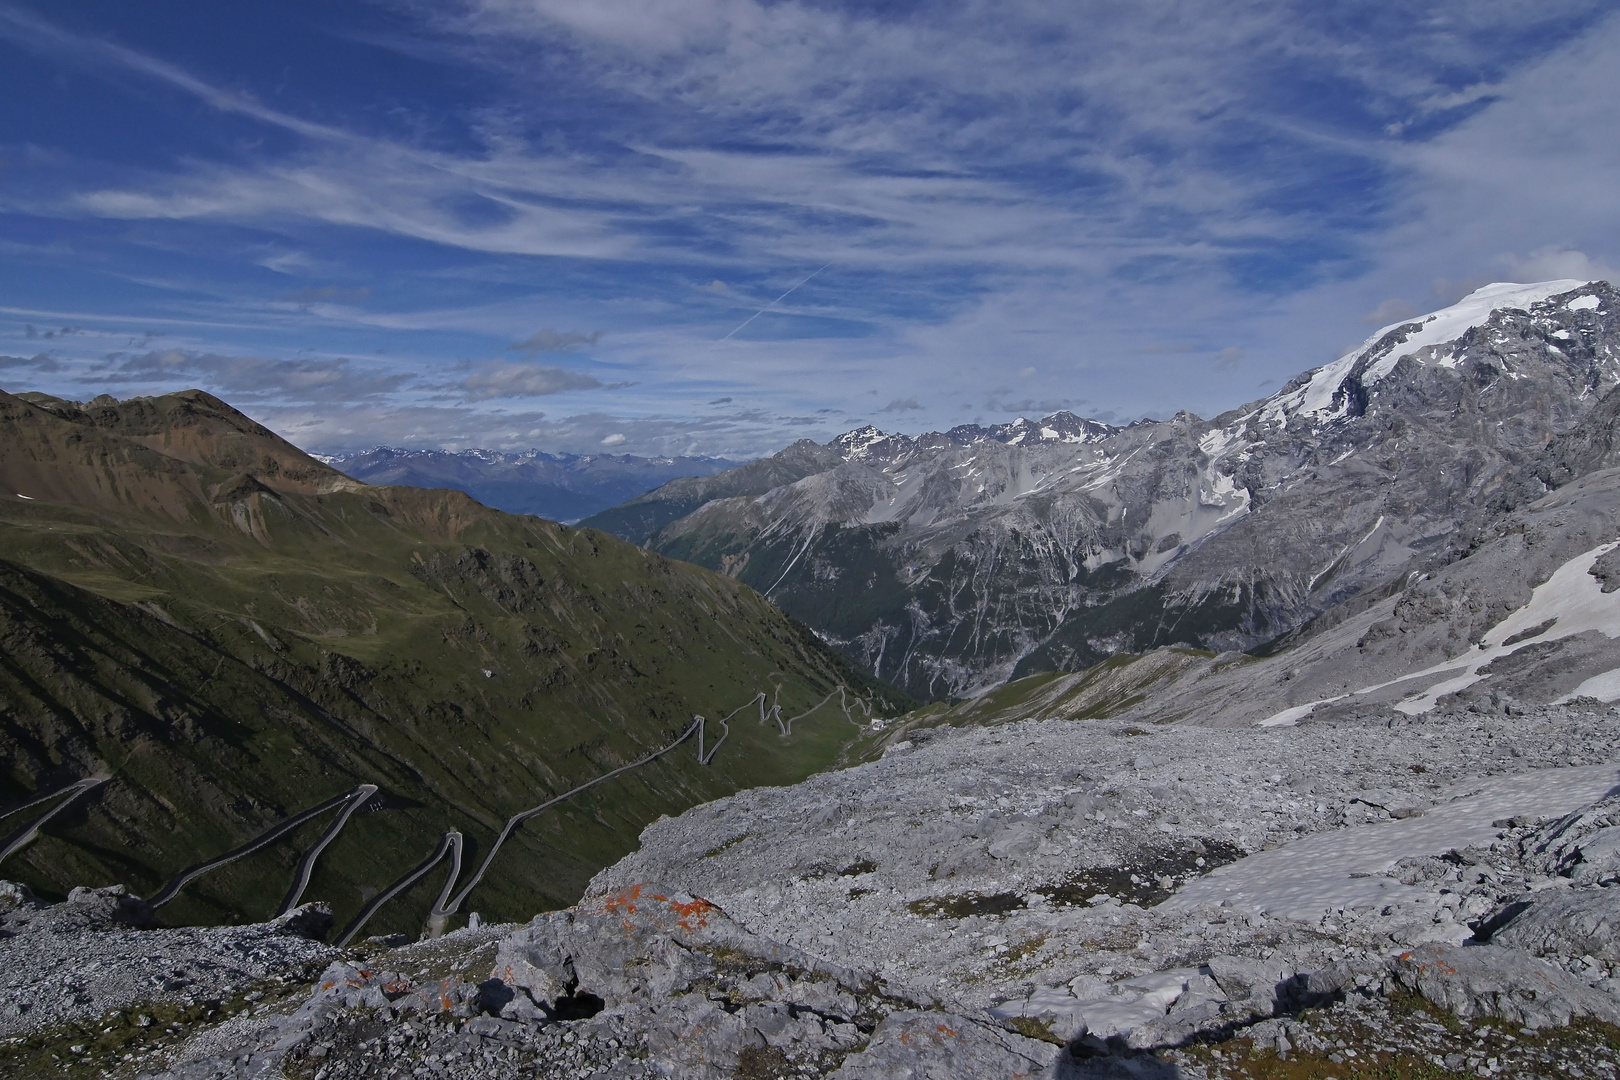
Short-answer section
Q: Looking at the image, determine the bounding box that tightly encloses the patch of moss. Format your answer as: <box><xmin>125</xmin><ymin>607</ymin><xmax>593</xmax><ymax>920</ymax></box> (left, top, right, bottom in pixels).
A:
<box><xmin>703</xmin><ymin>834</ymin><xmax>749</xmax><ymax>859</ymax></box>
<box><xmin>907</xmin><ymin>891</ymin><xmax>1026</xmax><ymax>919</ymax></box>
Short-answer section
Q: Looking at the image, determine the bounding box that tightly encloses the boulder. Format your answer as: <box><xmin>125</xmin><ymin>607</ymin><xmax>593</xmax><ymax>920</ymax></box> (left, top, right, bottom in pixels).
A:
<box><xmin>1390</xmin><ymin>944</ymin><xmax>1620</xmax><ymax>1029</ymax></box>
<box><xmin>1491</xmin><ymin>886</ymin><xmax>1620</xmax><ymax>960</ymax></box>
<box><xmin>488</xmin><ymin>884</ymin><xmax>852</xmax><ymax>1013</ymax></box>
<box><xmin>1206</xmin><ymin>955</ymin><xmax>1296</xmax><ymax>1017</ymax></box>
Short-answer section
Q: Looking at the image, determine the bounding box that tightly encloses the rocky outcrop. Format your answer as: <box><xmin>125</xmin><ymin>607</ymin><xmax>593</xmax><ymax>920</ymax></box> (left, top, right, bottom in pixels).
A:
<box><xmin>11</xmin><ymin>720</ymin><xmax>1620</xmax><ymax>1079</ymax></box>
<box><xmin>1390</xmin><ymin>943</ymin><xmax>1620</xmax><ymax>1028</ymax></box>
<box><xmin>1490</xmin><ymin>886</ymin><xmax>1620</xmax><ymax>961</ymax></box>
<box><xmin>127</xmin><ymin>886</ymin><xmax>1061</xmax><ymax>1080</ymax></box>
<box><xmin>0</xmin><ymin>881</ymin><xmax>334</xmax><ymax>1043</ymax></box>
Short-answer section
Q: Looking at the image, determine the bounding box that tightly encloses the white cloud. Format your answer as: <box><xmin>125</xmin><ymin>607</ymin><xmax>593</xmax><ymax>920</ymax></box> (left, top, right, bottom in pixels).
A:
<box><xmin>1373</xmin><ymin>10</ymin><xmax>1620</xmax><ymax>297</ymax></box>
<box><xmin>1360</xmin><ymin>298</ymin><xmax>1417</xmax><ymax>326</ymax></box>
<box><xmin>1504</xmin><ymin>247</ymin><xmax>1619</xmax><ymax>286</ymax></box>
<box><xmin>460</xmin><ymin>361</ymin><xmax>604</xmax><ymax>400</ymax></box>
<box><xmin>3</xmin><ymin>1</ymin><xmax>1618</xmax><ymax>449</ymax></box>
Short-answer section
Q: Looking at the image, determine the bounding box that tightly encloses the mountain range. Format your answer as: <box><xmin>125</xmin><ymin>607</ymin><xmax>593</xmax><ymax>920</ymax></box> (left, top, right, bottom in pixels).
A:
<box><xmin>584</xmin><ymin>279</ymin><xmax>1620</xmax><ymax>701</ymax></box>
<box><xmin>319</xmin><ymin>447</ymin><xmax>738</xmax><ymax>524</ymax></box>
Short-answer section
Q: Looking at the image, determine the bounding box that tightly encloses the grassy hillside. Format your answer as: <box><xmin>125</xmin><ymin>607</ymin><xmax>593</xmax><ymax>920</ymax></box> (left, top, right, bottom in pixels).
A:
<box><xmin>0</xmin><ymin>389</ymin><xmax>908</xmax><ymax>933</ymax></box>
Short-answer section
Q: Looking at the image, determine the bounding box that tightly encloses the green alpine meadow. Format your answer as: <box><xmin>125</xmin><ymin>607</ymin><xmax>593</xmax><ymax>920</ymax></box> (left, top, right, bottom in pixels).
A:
<box><xmin>0</xmin><ymin>388</ymin><xmax>907</xmax><ymax>933</ymax></box>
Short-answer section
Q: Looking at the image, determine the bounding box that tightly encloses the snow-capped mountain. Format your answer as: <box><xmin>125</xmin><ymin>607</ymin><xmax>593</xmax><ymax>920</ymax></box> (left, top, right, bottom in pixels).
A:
<box><xmin>320</xmin><ymin>446</ymin><xmax>737</xmax><ymax>523</ymax></box>
<box><xmin>585</xmin><ymin>280</ymin><xmax>1620</xmax><ymax>700</ymax></box>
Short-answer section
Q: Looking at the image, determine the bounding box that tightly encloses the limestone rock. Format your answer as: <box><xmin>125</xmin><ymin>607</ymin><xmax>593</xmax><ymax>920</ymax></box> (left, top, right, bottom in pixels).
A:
<box><xmin>1491</xmin><ymin>885</ymin><xmax>1620</xmax><ymax>961</ymax></box>
<box><xmin>1206</xmin><ymin>955</ymin><xmax>1297</xmax><ymax>1018</ymax></box>
<box><xmin>1522</xmin><ymin>797</ymin><xmax>1620</xmax><ymax>885</ymax></box>
<box><xmin>1390</xmin><ymin>944</ymin><xmax>1620</xmax><ymax>1029</ymax></box>
<box><xmin>826</xmin><ymin>1009</ymin><xmax>1061</xmax><ymax>1078</ymax></box>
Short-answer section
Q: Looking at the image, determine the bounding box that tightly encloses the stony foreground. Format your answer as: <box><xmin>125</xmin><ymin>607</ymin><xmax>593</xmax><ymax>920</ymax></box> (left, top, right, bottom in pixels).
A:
<box><xmin>5</xmin><ymin>701</ymin><xmax>1620</xmax><ymax>1077</ymax></box>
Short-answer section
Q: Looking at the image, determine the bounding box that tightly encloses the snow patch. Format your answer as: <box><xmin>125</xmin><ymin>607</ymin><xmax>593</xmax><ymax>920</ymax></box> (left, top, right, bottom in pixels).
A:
<box><xmin>1569</xmin><ymin>294</ymin><xmax>1601</xmax><ymax>312</ymax></box>
<box><xmin>1257</xmin><ymin>700</ymin><xmax>1339</xmax><ymax>728</ymax></box>
<box><xmin>1358</xmin><ymin>280</ymin><xmax>1585</xmax><ymax>386</ymax></box>
<box><xmin>1255</xmin><ymin>539</ymin><xmax>1620</xmax><ymax>723</ymax></box>
<box><xmin>1260</xmin><ymin>280</ymin><xmax>1587</xmax><ymax>428</ymax></box>
<box><xmin>1557</xmin><ymin>668</ymin><xmax>1620</xmax><ymax>704</ymax></box>
<box><xmin>1344</xmin><ymin>541</ymin><xmax>1620</xmax><ymax>715</ymax></box>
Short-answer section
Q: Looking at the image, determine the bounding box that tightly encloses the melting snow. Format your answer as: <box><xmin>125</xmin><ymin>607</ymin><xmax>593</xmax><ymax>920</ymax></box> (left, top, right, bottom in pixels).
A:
<box><xmin>1267</xmin><ymin>540</ymin><xmax>1620</xmax><ymax>725</ymax></box>
<box><xmin>1570</xmin><ymin>294</ymin><xmax>1601</xmax><ymax>312</ymax></box>
<box><xmin>1258</xmin><ymin>538</ymin><xmax>1620</xmax><ymax>724</ymax></box>
<box><xmin>1385</xmin><ymin>539</ymin><xmax>1620</xmax><ymax>713</ymax></box>
<box><xmin>1258</xmin><ymin>699</ymin><xmax>1340</xmax><ymax>728</ymax></box>
<box><xmin>1560</xmin><ymin>668</ymin><xmax>1620</xmax><ymax>704</ymax></box>
<box><xmin>1198</xmin><ymin>423</ymin><xmax>1244</xmax><ymax>458</ymax></box>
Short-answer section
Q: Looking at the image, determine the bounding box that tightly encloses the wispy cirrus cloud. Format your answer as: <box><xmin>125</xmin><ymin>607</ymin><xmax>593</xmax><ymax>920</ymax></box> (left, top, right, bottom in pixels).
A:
<box><xmin>0</xmin><ymin>1</ymin><xmax>1617</xmax><ymax>456</ymax></box>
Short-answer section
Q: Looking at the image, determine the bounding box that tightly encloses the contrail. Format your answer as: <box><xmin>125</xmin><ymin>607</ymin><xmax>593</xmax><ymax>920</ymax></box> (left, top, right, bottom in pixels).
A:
<box><xmin>720</xmin><ymin>263</ymin><xmax>831</xmax><ymax>341</ymax></box>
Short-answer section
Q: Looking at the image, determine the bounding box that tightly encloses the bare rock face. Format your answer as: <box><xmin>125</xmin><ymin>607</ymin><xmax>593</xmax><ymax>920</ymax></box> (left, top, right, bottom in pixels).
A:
<box><xmin>481</xmin><ymin>886</ymin><xmax>1059</xmax><ymax>1077</ymax></box>
<box><xmin>0</xmin><ymin>882</ymin><xmax>335</xmax><ymax>1045</ymax></box>
<box><xmin>1205</xmin><ymin>955</ymin><xmax>1299</xmax><ymax>1018</ymax></box>
<box><xmin>1521</xmin><ymin>795</ymin><xmax>1620</xmax><ymax>885</ymax></box>
<box><xmin>1390</xmin><ymin>944</ymin><xmax>1620</xmax><ymax>1029</ymax></box>
<box><xmin>826</xmin><ymin>1009</ymin><xmax>1058</xmax><ymax>1078</ymax></box>
<box><xmin>1491</xmin><ymin>886</ymin><xmax>1620</xmax><ymax>961</ymax></box>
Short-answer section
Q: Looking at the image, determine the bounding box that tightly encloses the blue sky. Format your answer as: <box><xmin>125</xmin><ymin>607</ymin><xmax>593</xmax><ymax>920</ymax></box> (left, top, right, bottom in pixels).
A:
<box><xmin>2</xmin><ymin>1</ymin><xmax>1619</xmax><ymax>457</ymax></box>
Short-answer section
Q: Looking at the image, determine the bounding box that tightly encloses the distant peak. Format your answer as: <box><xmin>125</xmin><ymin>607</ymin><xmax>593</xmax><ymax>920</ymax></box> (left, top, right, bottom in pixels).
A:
<box><xmin>830</xmin><ymin>426</ymin><xmax>898</xmax><ymax>458</ymax></box>
<box><xmin>1262</xmin><ymin>278</ymin><xmax>1609</xmax><ymax>427</ymax></box>
<box><xmin>830</xmin><ymin>409</ymin><xmax>1117</xmax><ymax>457</ymax></box>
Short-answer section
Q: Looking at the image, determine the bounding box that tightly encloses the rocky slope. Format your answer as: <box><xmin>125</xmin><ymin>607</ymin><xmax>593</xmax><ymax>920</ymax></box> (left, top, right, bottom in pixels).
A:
<box><xmin>587</xmin><ymin>280</ymin><xmax>1620</xmax><ymax>701</ymax></box>
<box><xmin>322</xmin><ymin>447</ymin><xmax>738</xmax><ymax>524</ymax></box>
<box><xmin>8</xmin><ymin>693</ymin><xmax>1620</xmax><ymax>1078</ymax></box>
<box><xmin>0</xmin><ymin>388</ymin><xmax>905</xmax><ymax>932</ymax></box>
<box><xmin>881</xmin><ymin>453</ymin><xmax>1620</xmax><ymax>733</ymax></box>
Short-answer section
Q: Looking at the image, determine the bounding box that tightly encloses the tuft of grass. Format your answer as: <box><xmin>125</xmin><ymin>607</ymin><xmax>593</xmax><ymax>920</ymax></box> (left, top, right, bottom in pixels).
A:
<box><xmin>1004</xmin><ymin>1015</ymin><xmax>1065</xmax><ymax>1046</ymax></box>
<box><xmin>703</xmin><ymin>834</ymin><xmax>749</xmax><ymax>859</ymax></box>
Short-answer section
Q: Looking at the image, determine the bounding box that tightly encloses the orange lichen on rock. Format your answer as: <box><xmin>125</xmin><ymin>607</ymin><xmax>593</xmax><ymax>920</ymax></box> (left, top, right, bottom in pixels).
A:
<box><xmin>667</xmin><ymin>895</ymin><xmax>716</xmax><ymax>931</ymax></box>
<box><xmin>602</xmin><ymin>884</ymin><xmax>645</xmax><ymax>915</ymax></box>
